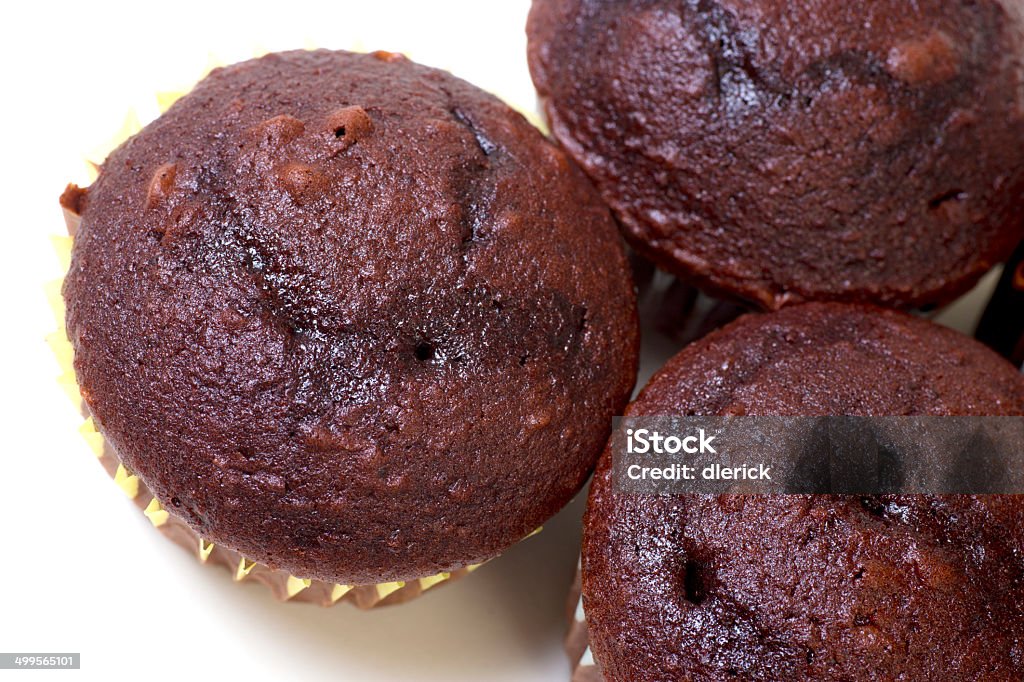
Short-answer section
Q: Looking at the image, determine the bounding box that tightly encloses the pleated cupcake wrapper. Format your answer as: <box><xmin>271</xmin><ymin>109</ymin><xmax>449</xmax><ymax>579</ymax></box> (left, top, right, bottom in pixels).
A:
<box><xmin>45</xmin><ymin>60</ymin><xmax>546</xmax><ymax>606</ymax></box>
<box><xmin>565</xmin><ymin>558</ymin><xmax>602</xmax><ymax>682</ymax></box>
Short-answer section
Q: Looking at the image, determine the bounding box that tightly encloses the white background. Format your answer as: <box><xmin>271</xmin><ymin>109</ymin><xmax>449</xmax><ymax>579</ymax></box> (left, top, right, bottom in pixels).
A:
<box><xmin>0</xmin><ymin>1</ymin><xmax>998</xmax><ymax>680</ymax></box>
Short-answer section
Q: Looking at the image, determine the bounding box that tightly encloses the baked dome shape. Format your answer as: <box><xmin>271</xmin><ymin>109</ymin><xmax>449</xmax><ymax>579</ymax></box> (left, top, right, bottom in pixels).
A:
<box><xmin>583</xmin><ymin>303</ymin><xmax>1024</xmax><ymax>680</ymax></box>
<box><xmin>63</xmin><ymin>49</ymin><xmax>639</xmax><ymax>585</ymax></box>
<box><xmin>527</xmin><ymin>0</ymin><xmax>1024</xmax><ymax>309</ymax></box>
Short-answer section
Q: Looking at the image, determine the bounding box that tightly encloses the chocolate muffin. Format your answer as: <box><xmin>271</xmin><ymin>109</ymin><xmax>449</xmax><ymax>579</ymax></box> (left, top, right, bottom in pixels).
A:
<box><xmin>583</xmin><ymin>303</ymin><xmax>1024</xmax><ymax>680</ymax></box>
<box><xmin>62</xmin><ymin>49</ymin><xmax>639</xmax><ymax>586</ymax></box>
<box><xmin>527</xmin><ymin>0</ymin><xmax>1024</xmax><ymax>309</ymax></box>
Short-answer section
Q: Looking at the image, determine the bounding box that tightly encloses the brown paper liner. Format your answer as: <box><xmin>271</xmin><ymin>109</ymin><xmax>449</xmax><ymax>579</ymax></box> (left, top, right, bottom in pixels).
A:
<box><xmin>565</xmin><ymin>559</ymin><xmax>602</xmax><ymax>681</ymax></box>
<box><xmin>976</xmin><ymin>240</ymin><xmax>1024</xmax><ymax>367</ymax></box>
<box><xmin>634</xmin><ymin>261</ymin><xmax>749</xmax><ymax>347</ymax></box>
<box><xmin>52</xmin><ymin>200</ymin><xmax>483</xmax><ymax>609</ymax></box>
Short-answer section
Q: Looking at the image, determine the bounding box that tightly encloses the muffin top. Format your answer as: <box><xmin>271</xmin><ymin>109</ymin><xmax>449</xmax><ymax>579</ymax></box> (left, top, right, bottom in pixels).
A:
<box><xmin>63</xmin><ymin>49</ymin><xmax>638</xmax><ymax>585</ymax></box>
<box><xmin>528</xmin><ymin>0</ymin><xmax>1024</xmax><ymax>309</ymax></box>
<box><xmin>583</xmin><ymin>303</ymin><xmax>1024</xmax><ymax>680</ymax></box>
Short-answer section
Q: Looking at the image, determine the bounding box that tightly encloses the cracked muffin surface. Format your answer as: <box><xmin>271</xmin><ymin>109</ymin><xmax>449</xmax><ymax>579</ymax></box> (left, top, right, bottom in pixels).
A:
<box><xmin>62</xmin><ymin>49</ymin><xmax>638</xmax><ymax>584</ymax></box>
<box><xmin>583</xmin><ymin>303</ymin><xmax>1024</xmax><ymax>681</ymax></box>
<box><xmin>527</xmin><ymin>0</ymin><xmax>1024</xmax><ymax>309</ymax></box>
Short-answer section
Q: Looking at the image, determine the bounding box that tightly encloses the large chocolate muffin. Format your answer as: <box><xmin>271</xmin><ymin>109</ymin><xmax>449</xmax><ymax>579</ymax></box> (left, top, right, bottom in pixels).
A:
<box><xmin>527</xmin><ymin>0</ymin><xmax>1024</xmax><ymax>309</ymax></box>
<box><xmin>62</xmin><ymin>49</ymin><xmax>638</xmax><ymax>585</ymax></box>
<box><xmin>583</xmin><ymin>303</ymin><xmax>1024</xmax><ymax>680</ymax></box>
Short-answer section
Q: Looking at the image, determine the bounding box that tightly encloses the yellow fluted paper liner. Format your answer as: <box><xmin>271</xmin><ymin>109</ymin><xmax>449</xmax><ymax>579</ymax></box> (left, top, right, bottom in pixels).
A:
<box><xmin>286</xmin><ymin>576</ymin><xmax>312</xmax><ymax>599</ymax></box>
<box><xmin>418</xmin><ymin>572</ymin><xmax>450</xmax><ymax>591</ymax></box>
<box><xmin>77</xmin><ymin>418</ymin><xmax>105</xmax><ymax>458</ymax></box>
<box><xmin>49</xmin><ymin>46</ymin><xmax>552</xmax><ymax>609</ymax></box>
<box><xmin>143</xmin><ymin>498</ymin><xmax>169</xmax><ymax>527</ymax></box>
<box><xmin>44</xmin><ymin>279</ymin><xmax>66</xmax><ymax>328</ymax></box>
<box><xmin>235</xmin><ymin>557</ymin><xmax>257</xmax><ymax>581</ymax></box>
<box><xmin>375</xmin><ymin>581</ymin><xmax>406</xmax><ymax>601</ymax></box>
<box><xmin>330</xmin><ymin>584</ymin><xmax>354</xmax><ymax>604</ymax></box>
<box><xmin>112</xmin><ymin>464</ymin><xmax>139</xmax><ymax>499</ymax></box>
<box><xmin>51</xmin><ymin>235</ymin><xmax>73</xmax><ymax>270</ymax></box>
<box><xmin>155</xmin><ymin>91</ymin><xmax>184</xmax><ymax>114</ymax></box>
<box><xmin>198</xmin><ymin>538</ymin><xmax>215</xmax><ymax>563</ymax></box>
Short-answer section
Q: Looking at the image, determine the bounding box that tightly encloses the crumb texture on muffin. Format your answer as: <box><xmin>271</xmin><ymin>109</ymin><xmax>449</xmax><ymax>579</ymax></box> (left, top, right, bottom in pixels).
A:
<box><xmin>528</xmin><ymin>0</ymin><xmax>1024</xmax><ymax>309</ymax></box>
<box><xmin>63</xmin><ymin>49</ymin><xmax>638</xmax><ymax>585</ymax></box>
<box><xmin>583</xmin><ymin>303</ymin><xmax>1024</xmax><ymax>680</ymax></box>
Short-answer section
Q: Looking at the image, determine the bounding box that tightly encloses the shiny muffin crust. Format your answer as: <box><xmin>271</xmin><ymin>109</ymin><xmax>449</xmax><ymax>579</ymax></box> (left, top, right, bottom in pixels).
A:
<box><xmin>583</xmin><ymin>303</ymin><xmax>1024</xmax><ymax>681</ymax></box>
<box><xmin>528</xmin><ymin>0</ymin><xmax>1024</xmax><ymax>309</ymax></box>
<box><xmin>63</xmin><ymin>50</ymin><xmax>639</xmax><ymax>585</ymax></box>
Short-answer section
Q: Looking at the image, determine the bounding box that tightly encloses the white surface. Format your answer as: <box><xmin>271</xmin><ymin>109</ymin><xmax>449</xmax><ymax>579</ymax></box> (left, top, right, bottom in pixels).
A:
<box><xmin>0</xmin><ymin>1</ymin><xmax>997</xmax><ymax>680</ymax></box>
